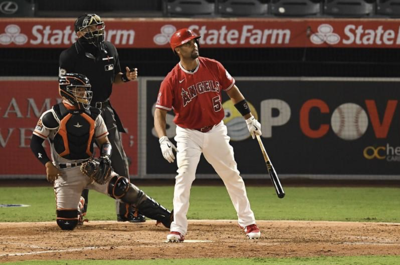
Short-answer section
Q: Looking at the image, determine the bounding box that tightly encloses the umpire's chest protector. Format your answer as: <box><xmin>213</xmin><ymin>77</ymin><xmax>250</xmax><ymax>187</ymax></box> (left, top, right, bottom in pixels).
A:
<box><xmin>52</xmin><ymin>104</ymin><xmax>100</xmax><ymax>160</ymax></box>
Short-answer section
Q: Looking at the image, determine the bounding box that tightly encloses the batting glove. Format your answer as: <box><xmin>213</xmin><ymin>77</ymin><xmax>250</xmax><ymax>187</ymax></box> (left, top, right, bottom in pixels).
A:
<box><xmin>246</xmin><ymin>116</ymin><xmax>262</xmax><ymax>139</ymax></box>
<box><xmin>159</xmin><ymin>136</ymin><xmax>177</xmax><ymax>163</ymax></box>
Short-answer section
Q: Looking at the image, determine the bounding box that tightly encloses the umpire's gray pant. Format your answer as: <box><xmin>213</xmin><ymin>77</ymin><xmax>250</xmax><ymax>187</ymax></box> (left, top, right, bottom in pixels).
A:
<box><xmin>101</xmin><ymin>105</ymin><xmax>130</xmax><ymax>215</ymax></box>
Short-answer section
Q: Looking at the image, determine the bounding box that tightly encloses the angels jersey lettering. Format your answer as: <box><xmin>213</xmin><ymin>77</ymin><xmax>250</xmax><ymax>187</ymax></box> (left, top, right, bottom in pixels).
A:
<box><xmin>156</xmin><ymin>57</ymin><xmax>235</xmax><ymax>129</ymax></box>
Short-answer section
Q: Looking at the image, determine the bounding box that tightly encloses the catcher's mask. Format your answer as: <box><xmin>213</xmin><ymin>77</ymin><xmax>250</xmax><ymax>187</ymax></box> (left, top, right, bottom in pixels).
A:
<box><xmin>75</xmin><ymin>14</ymin><xmax>105</xmax><ymax>47</ymax></box>
<box><xmin>59</xmin><ymin>73</ymin><xmax>93</xmax><ymax>110</ymax></box>
<box><xmin>169</xmin><ymin>28</ymin><xmax>200</xmax><ymax>53</ymax></box>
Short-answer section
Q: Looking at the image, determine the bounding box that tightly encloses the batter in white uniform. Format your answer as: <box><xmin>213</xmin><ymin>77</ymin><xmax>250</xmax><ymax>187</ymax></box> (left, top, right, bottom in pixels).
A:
<box><xmin>154</xmin><ymin>28</ymin><xmax>263</xmax><ymax>242</ymax></box>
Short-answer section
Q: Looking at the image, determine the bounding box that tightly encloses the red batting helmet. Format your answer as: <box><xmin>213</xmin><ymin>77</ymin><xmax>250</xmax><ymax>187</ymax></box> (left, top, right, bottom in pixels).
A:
<box><xmin>170</xmin><ymin>28</ymin><xmax>200</xmax><ymax>51</ymax></box>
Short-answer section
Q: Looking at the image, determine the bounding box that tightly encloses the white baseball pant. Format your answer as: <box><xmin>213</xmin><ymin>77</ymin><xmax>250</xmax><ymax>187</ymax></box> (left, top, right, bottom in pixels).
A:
<box><xmin>170</xmin><ymin>121</ymin><xmax>256</xmax><ymax>236</ymax></box>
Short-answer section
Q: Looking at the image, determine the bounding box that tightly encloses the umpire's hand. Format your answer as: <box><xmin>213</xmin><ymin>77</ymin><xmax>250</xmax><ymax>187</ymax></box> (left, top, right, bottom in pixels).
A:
<box><xmin>125</xmin><ymin>67</ymin><xmax>138</xmax><ymax>81</ymax></box>
<box><xmin>45</xmin><ymin>162</ymin><xmax>61</xmax><ymax>183</ymax></box>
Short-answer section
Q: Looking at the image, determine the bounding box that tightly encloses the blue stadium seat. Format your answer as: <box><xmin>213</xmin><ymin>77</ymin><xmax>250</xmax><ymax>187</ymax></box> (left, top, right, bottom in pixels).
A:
<box><xmin>217</xmin><ymin>0</ymin><xmax>268</xmax><ymax>17</ymax></box>
<box><xmin>164</xmin><ymin>0</ymin><xmax>215</xmax><ymax>17</ymax></box>
<box><xmin>269</xmin><ymin>0</ymin><xmax>322</xmax><ymax>17</ymax></box>
<box><xmin>323</xmin><ymin>0</ymin><xmax>374</xmax><ymax>17</ymax></box>
<box><xmin>376</xmin><ymin>0</ymin><xmax>400</xmax><ymax>17</ymax></box>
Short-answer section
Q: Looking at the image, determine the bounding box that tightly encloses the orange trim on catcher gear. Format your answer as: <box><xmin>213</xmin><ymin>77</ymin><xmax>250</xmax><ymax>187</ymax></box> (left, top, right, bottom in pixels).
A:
<box><xmin>80</xmin><ymin>112</ymin><xmax>95</xmax><ymax>157</ymax></box>
<box><xmin>58</xmin><ymin>113</ymin><xmax>72</xmax><ymax>157</ymax></box>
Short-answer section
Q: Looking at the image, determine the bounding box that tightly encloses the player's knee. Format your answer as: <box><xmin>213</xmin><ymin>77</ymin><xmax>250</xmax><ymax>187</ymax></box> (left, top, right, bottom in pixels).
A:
<box><xmin>108</xmin><ymin>175</ymin><xmax>130</xmax><ymax>199</ymax></box>
<box><xmin>56</xmin><ymin>209</ymin><xmax>79</xmax><ymax>230</ymax></box>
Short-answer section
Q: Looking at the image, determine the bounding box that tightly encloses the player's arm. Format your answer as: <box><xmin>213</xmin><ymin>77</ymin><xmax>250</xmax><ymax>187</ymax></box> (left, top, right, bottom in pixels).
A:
<box><xmin>226</xmin><ymin>84</ymin><xmax>262</xmax><ymax>139</ymax></box>
<box><xmin>30</xmin><ymin>110</ymin><xmax>62</xmax><ymax>182</ymax></box>
<box><xmin>154</xmin><ymin>108</ymin><xmax>177</xmax><ymax>163</ymax></box>
<box><xmin>154</xmin><ymin>108</ymin><xmax>168</xmax><ymax>138</ymax></box>
<box><xmin>226</xmin><ymin>85</ymin><xmax>252</xmax><ymax>120</ymax></box>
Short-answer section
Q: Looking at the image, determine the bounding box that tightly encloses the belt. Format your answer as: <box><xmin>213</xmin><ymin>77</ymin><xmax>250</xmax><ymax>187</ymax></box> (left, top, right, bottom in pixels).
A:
<box><xmin>94</xmin><ymin>100</ymin><xmax>110</xmax><ymax>109</ymax></box>
<box><xmin>194</xmin><ymin>125</ymin><xmax>215</xmax><ymax>133</ymax></box>
<box><xmin>58</xmin><ymin>161</ymin><xmax>87</xmax><ymax>169</ymax></box>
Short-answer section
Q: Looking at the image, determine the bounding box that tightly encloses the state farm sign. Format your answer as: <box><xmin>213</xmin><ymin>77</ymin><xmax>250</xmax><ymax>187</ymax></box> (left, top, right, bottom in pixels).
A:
<box><xmin>308</xmin><ymin>21</ymin><xmax>400</xmax><ymax>47</ymax></box>
<box><xmin>1</xmin><ymin>18</ymin><xmax>400</xmax><ymax>48</ymax></box>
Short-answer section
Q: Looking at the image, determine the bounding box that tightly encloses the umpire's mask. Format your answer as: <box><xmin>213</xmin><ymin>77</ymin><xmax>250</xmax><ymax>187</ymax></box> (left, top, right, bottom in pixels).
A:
<box><xmin>75</xmin><ymin>14</ymin><xmax>105</xmax><ymax>48</ymax></box>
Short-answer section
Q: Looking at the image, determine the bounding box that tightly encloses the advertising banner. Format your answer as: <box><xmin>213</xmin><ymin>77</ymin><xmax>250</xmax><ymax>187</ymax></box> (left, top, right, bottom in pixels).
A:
<box><xmin>0</xmin><ymin>79</ymin><xmax>138</xmax><ymax>178</ymax></box>
<box><xmin>143</xmin><ymin>77</ymin><xmax>400</xmax><ymax>179</ymax></box>
<box><xmin>1</xmin><ymin>18</ymin><xmax>400</xmax><ymax>48</ymax></box>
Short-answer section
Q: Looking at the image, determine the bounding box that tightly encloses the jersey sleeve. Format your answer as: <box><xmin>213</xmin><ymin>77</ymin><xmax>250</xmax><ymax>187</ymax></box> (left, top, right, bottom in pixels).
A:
<box><xmin>215</xmin><ymin>61</ymin><xmax>235</xmax><ymax>91</ymax></box>
<box><xmin>94</xmin><ymin>115</ymin><xmax>109</xmax><ymax>139</ymax></box>
<box><xmin>33</xmin><ymin>109</ymin><xmax>58</xmax><ymax>139</ymax></box>
<box><xmin>155</xmin><ymin>78</ymin><xmax>174</xmax><ymax>111</ymax></box>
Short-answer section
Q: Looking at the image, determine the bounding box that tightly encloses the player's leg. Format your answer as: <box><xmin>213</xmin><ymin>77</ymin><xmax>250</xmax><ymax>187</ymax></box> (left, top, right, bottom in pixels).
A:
<box><xmin>202</xmin><ymin>122</ymin><xmax>257</xmax><ymax>228</ymax></box>
<box><xmin>168</xmin><ymin>127</ymin><xmax>202</xmax><ymax>240</ymax></box>
<box><xmin>90</xmin><ymin>173</ymin><xmax>172</xmax><ymax>228</ymax></box>
<box><xmin>54</xmin><ymin>167</ymin><xmax>87</xmax><ymax>230</ymax></box>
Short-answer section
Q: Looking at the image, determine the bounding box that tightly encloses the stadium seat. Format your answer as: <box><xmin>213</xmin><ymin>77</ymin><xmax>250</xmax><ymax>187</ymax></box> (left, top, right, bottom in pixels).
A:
<box><xmin>376</xmin><ymin>0</ymin><xmax>400</xmax><ymax>17</ymax></box>
<box><xmin>217</xmin><ymin>0</ymin><xmax>268</xmax><ymax>17</ymax></box>
<box><xmin>164</xmin><ymin>0</ymin><xmax>215</xmax><ymax>17</ymax></box>
<box><xmin>323</xmin><ymin>0</ymin><xmax>374</xmax><ymax>17</ymax></box>
<box><xmin>269</xmin><ymin>0</ymin><xmax>322</xmax><ymax>17</ymax></box>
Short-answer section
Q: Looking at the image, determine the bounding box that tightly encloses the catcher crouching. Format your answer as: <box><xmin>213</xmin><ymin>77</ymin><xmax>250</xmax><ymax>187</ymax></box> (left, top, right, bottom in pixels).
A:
<box><xmin>30</xmin><ymin>73</ymin><xmax>172</xmax><ymax>230</ymax></box>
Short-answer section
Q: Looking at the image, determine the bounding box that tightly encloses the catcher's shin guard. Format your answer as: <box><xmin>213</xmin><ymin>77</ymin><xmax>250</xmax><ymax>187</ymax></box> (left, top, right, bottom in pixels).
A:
<box><xmin>137</xmin><ymin>196</ymin><xmax>172</xmax><ymax>229</ymax></box>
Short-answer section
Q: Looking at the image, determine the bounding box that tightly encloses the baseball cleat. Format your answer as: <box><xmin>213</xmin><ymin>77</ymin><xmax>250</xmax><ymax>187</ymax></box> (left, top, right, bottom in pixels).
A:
<box><xmin>167</xmin><ymin>231</ymin><xmax>184</xmax><ymax>243</ymax></box>
<box><xmin>244</xmin><ymin>224</ymin><xmax>261</xmax><ymax>239</ymax></box>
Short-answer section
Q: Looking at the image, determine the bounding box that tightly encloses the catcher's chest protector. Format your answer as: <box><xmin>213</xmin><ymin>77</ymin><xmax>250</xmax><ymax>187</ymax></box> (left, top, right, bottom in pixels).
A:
<box><xmin>53</xmin><ymin>104</ymin><xmax>99</xmax><ymax>160</ymax></box>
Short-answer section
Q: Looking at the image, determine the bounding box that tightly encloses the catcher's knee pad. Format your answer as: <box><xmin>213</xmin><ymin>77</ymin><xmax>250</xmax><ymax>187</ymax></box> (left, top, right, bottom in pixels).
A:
<box><xmin>108</xmin><ymin>176</ymin><xmax>130</xmax><ymax>199</ymax></box>
<box><xmin>56</xmin><ymin>209</ymin><xmax>79</xmax><ymax>230</ymax></box>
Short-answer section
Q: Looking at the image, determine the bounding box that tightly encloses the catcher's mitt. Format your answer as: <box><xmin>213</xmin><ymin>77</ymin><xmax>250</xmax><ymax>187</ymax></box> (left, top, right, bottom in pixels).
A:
<box><xmin>80</xmin><ymin>157</ymin><xmax>112</xmax><ymax>184</ymax></box>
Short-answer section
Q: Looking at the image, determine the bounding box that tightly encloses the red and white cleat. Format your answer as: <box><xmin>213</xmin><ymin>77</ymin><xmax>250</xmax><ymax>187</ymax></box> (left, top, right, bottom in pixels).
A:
<box><xmin>244</xmin><ymin>224</ymin><xmax>261</xmax><ymax>239</ymax></box>
<box><xmin>167</xmin><ymin>231</ymin><xmax>184</xmax><ymax>243</ymax></box>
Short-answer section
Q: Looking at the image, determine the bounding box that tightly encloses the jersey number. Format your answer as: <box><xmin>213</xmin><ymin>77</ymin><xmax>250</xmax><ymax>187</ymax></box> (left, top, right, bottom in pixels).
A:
<box><xmin>212</xmin><ymin>96</ymin><xmax>222</xmax><ymax>112</ymax></box>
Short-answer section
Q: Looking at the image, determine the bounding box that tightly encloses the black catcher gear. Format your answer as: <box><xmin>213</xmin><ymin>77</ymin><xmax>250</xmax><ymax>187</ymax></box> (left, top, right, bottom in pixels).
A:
<box><xmin>81</xmin><ymin>157</ymin><xmax>112</xmax><ymax>185</ymax></box>
<box><xmin>59</xmin><ymin>73</ymin><xmax>93</xmax><ymax>110</ymax></box>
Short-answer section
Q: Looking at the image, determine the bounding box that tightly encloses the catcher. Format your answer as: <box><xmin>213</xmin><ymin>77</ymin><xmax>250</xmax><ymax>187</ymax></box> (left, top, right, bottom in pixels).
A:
<box><xmin>30</xmin><ymin>73</ymin><xmax>172</xmax><ymax>230</ymax></box>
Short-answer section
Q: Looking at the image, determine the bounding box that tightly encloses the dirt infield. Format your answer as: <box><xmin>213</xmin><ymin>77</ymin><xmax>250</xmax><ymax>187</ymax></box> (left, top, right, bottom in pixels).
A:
<box><xmin>1</xmin><ymin>220</ymin><xmax>400</xmax><ymax>262</ymax></box>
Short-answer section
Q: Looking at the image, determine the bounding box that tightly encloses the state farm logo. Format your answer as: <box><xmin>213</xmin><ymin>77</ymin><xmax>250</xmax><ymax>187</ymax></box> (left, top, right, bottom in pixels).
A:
<box><xmin>0</xmin><ymin>25</ymin><xmax>27</xmax><ymax>45</ymax></box>
<box><xmin>310</xmin><ymin>24</ymin><xmax>340</xmax><ymax>45</ymax></box>
<box><xmin>154</xmin><ymin>25</ymin><xmax>176</xmax><ymax>45</ymax></box>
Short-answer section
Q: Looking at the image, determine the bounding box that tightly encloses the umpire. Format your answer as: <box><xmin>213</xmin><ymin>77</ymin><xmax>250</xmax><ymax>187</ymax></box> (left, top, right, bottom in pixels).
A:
<box><xmin>59</xmin><ymin>13</ymin><xmax>144</xmax><ymax>223</ymax></box>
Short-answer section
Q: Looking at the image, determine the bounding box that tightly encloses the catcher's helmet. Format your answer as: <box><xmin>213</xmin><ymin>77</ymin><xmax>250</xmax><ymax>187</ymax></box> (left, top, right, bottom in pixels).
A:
<box><xmin>59</xmin><ymin>73</ymin><xmax>93</xmax><ymax>110</ymax></box>
<box><xmin>170</xmin><ymin>28</ymin><xmax>200</xmax><ymax>51</ymax></box>
<box><xmin>74</xmin><ymin>14</ymin><xmax>105</xmax><ymax>47</ymax></box>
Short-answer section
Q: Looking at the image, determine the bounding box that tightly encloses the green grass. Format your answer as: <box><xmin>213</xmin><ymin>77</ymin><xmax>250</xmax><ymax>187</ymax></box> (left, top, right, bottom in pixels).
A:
<box><xmin>0</xmin><ymin>186</ymin><xmax>399</xmax><ymax>223</ymax></box>
<box><xmin>3</xmin><ymin>256</ymin><xmax>400</xmax><ymax>265</ymax></box>
<box><xmin>1</xmin><ymin>186</ymin><xmax>399</xmax><ymax>264</ymax></box>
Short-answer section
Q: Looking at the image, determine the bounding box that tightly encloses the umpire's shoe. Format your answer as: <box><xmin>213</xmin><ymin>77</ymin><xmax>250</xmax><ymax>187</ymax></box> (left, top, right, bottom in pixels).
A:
<box><xmin>117</xmin><ymin>212</ymin><xmax>146</xmax><ymax>223</ymax></box>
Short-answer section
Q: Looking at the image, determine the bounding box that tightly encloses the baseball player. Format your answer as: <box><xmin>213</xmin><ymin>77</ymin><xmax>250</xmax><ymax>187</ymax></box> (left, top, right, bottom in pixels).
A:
<box><xmin>58</xmin><ymin>14</ymin><xmax>144</xmax><ymax>223</ymax></box>
<box><xmin>30</xmin><ymin>73</ymin><xmax>172</xmax><ymax>230</ymax></box>
<box><xmin>154</xmin><ymin>28</ymin><xmax>262</xmax><ymax>242</ymax></box>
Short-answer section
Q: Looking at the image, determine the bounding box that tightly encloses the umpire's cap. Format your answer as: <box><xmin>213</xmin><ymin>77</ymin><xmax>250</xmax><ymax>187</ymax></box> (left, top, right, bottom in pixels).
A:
<box><xmin>170</xmin><ymin>28</ymin><xmax>200</xmax><ymax>51</ymax></box>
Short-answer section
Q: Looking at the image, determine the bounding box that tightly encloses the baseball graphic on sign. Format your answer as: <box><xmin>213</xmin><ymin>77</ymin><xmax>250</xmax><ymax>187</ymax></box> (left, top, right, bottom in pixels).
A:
<box><xmin>223</xmin><ymin>100</ymin><xmax>258</xmax><ymax>141</ymax></box>
<box><xmin>331</xmin><ymin>103</ymin><xmax>369</xmax><ymax>140</ymax></box>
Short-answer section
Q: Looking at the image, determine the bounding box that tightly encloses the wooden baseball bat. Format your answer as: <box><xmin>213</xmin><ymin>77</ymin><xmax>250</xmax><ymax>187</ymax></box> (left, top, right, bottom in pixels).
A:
<box><xmin>255</xmin><ymin>135</ymin><xmax>285</xmax><ymax>199</ymax></box>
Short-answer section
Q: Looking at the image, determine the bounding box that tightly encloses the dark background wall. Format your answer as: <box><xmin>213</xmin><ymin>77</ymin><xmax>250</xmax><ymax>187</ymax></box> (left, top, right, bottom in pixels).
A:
<box><xmin>1</xmin><ymin>47</ymin><xmax>400</xmax><ymax>78</ymax></box>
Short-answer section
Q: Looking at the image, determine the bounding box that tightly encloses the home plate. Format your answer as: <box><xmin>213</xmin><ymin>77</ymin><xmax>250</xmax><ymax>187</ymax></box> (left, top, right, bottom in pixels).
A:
<box><xmin>165</xmin><ymin>240</ymin><xmax>212</xmax><ymax>243</ymax></box>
